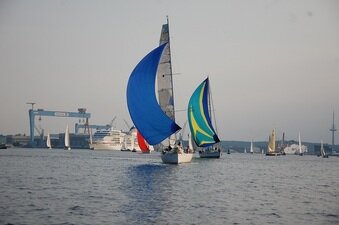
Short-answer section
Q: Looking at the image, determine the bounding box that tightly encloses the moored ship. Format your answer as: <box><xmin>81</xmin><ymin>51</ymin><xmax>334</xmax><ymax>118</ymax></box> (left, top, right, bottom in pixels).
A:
<box><xmin>89</xmin><ymin>129</ymin><xmax>126</xmax><ymax>150</ymax></box>
<box><xmin>89</xmin><ymin>127</ymin><xmax>142</xmax><ymax>151</ymax></box>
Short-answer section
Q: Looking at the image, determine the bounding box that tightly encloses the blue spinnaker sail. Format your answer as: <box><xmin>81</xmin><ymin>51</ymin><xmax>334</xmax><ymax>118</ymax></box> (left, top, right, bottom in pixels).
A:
<box><xmin>188</xmin><ymin>78</ymin><xmax>220</xmax><ymax>147</ymax></box>
<box><xmin>127</xmin><ymin>44</ymin><xmax>181</xmax><ymax>145</ymax></box>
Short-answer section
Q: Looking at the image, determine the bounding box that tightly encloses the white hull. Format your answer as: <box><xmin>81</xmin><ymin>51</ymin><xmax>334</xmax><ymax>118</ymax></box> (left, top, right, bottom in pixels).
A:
<box><xmin>90</xmin><ymin>142</ymin><xmax>123</xmax><ymax>151</ymax></box>
<box><xmin>283</xmin><ymin>148</ymin><xmax>297</xmax><ymax>155</ymax></box>
<box><xmin>199</xmin><ymin>150</ymin><xmax>221</xmax><ymax>158</ymax></box>
<box><xmin>161</xmin><ymin>148</ymin><xmax>193</xmax><ymax>164</ymax></box>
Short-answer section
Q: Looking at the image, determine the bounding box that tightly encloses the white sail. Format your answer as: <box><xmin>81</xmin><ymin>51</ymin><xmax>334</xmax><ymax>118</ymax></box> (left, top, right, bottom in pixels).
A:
<box><xmin>65</xmin><ymin>125</ymin><xmax>71</xmax><ymax>150</ymax></box>
<box><xmin>46</xmin><ymin>133</ymin><xmax>52</xmax><ymax>149</ymax></box>
<box><xmin>320</xmin><ymin>140</ymin><xmax>328</xmax><ymax>158</ymax></box>
<box><xmin>321</xmin><ymin>140</ymin><xmax>324</xmax><ymax>156</ymax></box>
<box><xmin>188</xmin><ymin>133</ymin><xmax>193</xmax><ymax>151</ymax></box>
<box><xmin>157</xmin><ymin>17</ymin><xmax>177</xmax><ymax>148</ymax></box>
<box><xmin>89</xmin><ymin>128</ymin><xmax>93</xmax><ymax>145</ymax></box>
<box><xmin>298</xmin><ymin>132</ymin><xmax>303</xmax><ymax>155</ymax></box>
<box><xmin>250</xmin><ymin>140</ymin><xmax>254</xmax><ymax>153</ymax></box>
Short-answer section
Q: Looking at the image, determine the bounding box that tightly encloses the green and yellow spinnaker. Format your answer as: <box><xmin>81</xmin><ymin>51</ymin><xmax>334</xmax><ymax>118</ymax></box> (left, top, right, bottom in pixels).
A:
<box><xmin>188</xmin><ymin>78</ymin><xmax>220</xmax><ymax>147</ymax></box>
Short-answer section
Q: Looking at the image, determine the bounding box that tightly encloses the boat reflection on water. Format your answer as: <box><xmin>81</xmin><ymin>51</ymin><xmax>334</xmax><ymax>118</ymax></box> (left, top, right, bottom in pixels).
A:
<box><xmin>122</xmin><ymin>163</ymin><xmax>177</xmax><ymax>224</ymax></box>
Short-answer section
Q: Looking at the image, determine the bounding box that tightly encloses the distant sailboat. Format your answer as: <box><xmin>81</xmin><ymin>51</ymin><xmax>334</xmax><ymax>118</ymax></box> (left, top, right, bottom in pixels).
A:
<box><xmin>89</xmin><ymin>128</ymin><xmax>94</xmax><ymax>150</ymax></box>
<box><xmin>266</xmin><ymin>129</ymin><xmax>281</xmax><ymax>156</ymax></box>
<box><xmin>280</xmin><ymin>132</ymin><xmax>286</xmax><ymax>155</ymax></box>
<box><xmin>320</xmin><ymin>140</ymin><xmax>329</xmax><ymax>158</ymax></box>
<box><xmin>244</xmin><ymin>148</ymin><xmax>247</xmax><ymax>154</ymax></box>
<box><xmin>250</xmin><ymin>140</ymin><xmax>254</xmax><ymax>154</ymax></box>
<box><xmin>188</xmin><ymin>77</ymin><xmax>221</xmax><ymax>158</ymax></box>
<box><xmin>46</xmin><ymin>133</ymin><xmax>52</xmax><ymax>150</ymax></box>
<box><xmin>126</xmin><ymin>17</ymin><xmax>193</xmax><ymax>164</ymax></box>
<box><xmin>64</xmin><ymin>125</ymin><xmax>71</xmax><ymax>150</ymax></box>
<box><xmin>297</xmin><ymin>132</ymin><xmax>303</xmax><ymax>156</ymax></box>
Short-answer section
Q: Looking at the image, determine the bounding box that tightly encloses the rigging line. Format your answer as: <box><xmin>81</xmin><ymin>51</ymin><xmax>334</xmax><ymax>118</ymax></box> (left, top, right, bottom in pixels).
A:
<box><xmin>208</xmin><ymin>77</ymin><xmax>218</xmax><ymax>135</ymax></box>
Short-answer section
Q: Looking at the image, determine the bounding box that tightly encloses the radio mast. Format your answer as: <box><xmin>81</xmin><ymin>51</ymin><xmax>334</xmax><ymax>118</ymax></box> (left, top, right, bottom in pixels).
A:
<box><xmin>330</xmin><ymin>111</ymin><xmax>337</xmax><ymax>153</ymax></box>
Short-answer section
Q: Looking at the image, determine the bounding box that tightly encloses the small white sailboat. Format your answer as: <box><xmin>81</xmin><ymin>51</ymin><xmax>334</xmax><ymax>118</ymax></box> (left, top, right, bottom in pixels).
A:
<box><xmin>46</xmin><ymin>133</ymin><xmax>52</xmax><ymax>150</ymax></box>
<box><xmin>297</xmin><ymin>132</ymin><xmax>303</xmax><ymax>156</ymax></box>
<box><xmin>126</xmin><ymin>17</ymin><xmax>193</xmax><ymax>164</ymax></box>
<box><xmin>89</xmin><ymin>128</ymin><xmax>94</xmax><ymax>150</ymax></box>
<box><xmin>64</xmin><ymin>125</ymin><xmax>71</xmax><ymax>150</ymax></box>
<box><xmin>250</xmin><ymin>140</ymin><xmax>254</xmax><ymax>154</ymax></box>
<box><xmin>244</xmin><ymin>148</ymin><xmax>247</xmax><ymax>154</ymax></box>
<box><xmin>320</xmin><ymin>140</ymin><xmax>329</xmax><ymax>158</ymax></box>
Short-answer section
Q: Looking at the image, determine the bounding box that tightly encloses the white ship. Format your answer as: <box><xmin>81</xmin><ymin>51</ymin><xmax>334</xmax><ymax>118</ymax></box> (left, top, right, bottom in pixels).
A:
<box><xmin>283</xmin><ymin>144</ymin><xmax>308</xmax><ymax>155</ymax></box>
<box><xmin>122</xmin><ymin>127</ymin><xmax>141</xmax><ymax>152</ymax></box>
<box><xmin>89</xmin><ymin>127</ymin><xmax>142</xmax><ymax>151</ymax></box>
<box><xmin>89</xmin><ymin>129</ymin><xmax>126</xmax><ymax>150</ymax></box>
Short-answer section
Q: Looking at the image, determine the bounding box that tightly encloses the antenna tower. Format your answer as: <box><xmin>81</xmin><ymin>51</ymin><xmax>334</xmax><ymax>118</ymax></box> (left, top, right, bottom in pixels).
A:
<box><xmin>330</xmin><ymin>111</ymin><xmax>337</xmax><ymax>151</ymax></box>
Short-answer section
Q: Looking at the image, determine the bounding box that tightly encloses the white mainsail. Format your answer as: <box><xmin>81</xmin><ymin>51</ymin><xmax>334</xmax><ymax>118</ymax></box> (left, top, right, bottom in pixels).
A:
<box><xmin>157</xmin><ymin>17</ymin><xmax>176</xmax><ymax>148</ymax></box>
<box><xmin>46</xmin><ymin>133</ymin><xmax>52</xmax><ymax>150</ymax></box>
<box><xmin>298</xmin><ymin>132</ymin><xmax>303</xmax><ymax>155</ymax></box>
<box><xmin>65</xmin><ymin>125</ymin><xmax>71</xmax><ymax>150</ymax></box>
<box><xmin>320</xmin><ymin>140</ymin><xmax>328</xmax><ymax>158</ymax></box>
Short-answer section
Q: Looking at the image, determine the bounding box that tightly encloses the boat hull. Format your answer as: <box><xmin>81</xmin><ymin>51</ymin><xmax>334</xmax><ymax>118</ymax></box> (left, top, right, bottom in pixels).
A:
<box><xmin>199</xmin><ymin>150</ymin><xmax>221</xmax><ymax>158</ymax></box>
<box><xmin>266</xmin><ymin>152</ymin><xmax>281</xmax><ymax>156</ymax></box>
<box><xmin>161</xmin><ymin>149</ymin><xmax>193</xmax><ymax>164</ymax></box>
<box><xmin>90</xmin><ymin>143</ymin><xmax>123</xmax><ymax>151</ymax></box>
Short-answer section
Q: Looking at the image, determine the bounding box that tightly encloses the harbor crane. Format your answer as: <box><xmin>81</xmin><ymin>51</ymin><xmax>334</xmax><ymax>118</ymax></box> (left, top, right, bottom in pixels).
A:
<box><xmin>28</xmin><ymin>106</ymin><xmax>91</xmax><ymax>147</ymax></box>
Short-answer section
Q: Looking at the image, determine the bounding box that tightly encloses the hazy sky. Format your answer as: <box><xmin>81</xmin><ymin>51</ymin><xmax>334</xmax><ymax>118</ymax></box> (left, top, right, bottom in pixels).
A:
<box><xmin>1</xmin><ymin>0</ymin><xmax>338</xmax><ymax>143</ymax></box>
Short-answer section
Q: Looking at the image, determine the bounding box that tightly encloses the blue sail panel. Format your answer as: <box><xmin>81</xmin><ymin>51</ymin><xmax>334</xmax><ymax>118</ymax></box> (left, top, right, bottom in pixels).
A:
<box><xmin>188</xmin><ymin>78</ymin><xmax>220</xmax><ymax>147</ymax></box>
<box><xmin>127</xmin><ymin>44</ymin><xmax>181</xmax><ymax>145</ymax></box>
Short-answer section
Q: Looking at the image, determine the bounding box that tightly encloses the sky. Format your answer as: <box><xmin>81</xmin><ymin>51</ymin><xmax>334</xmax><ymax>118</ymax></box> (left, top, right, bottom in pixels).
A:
<box><xmin>0</xmin><ymin>0</ymin><xmax>339</xmax><ymax>144</ymax></box>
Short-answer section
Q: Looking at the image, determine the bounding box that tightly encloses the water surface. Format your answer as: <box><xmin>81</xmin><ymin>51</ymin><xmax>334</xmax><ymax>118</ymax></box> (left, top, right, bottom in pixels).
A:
<box><xmin>0</xmin><ymin>149</ymin><xmax>338</xmax><ymax>225</ymax></box>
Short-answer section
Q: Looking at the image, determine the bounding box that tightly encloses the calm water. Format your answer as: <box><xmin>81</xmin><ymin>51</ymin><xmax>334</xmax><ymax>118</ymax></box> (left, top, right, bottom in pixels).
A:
<box><xmin>0</xmin><ymin>148</ymin><xmax>338</xmax><ymax>225</ymax></box>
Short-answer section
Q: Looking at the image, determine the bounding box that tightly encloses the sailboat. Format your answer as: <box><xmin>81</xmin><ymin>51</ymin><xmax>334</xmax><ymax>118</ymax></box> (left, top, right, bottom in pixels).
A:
<box><xmin>320</xmin><ymin>140</ymin><xmax>329</xmax><ymax>158</ymax></box>
<box><xmin>89</xmin><ymin>128</ymin><xmax>94</xmax><ymax>150</ymax></box>
<box><xmin>137</xmin><ymin>130</ymin><xmax>150</xmax><ymax>153</ymax></box>
<box><xmin>279</xmin><ymin>132</ymin><xmax>286</xmax><ymax>155</ymax></box>
<box><xmin>188</xmin><ymin>78</ymin><xmax>221</xmax><ymax>158</ymax></box>
<box><xmin>266</xmin><ymin>129</ymin><xmax>281</xmax><ymax>156</ymax></box>
<box><xmin>126</xmin><ymin>17</ymin><xmax>193</xmax><ymax>164</ymax></box>
<box><xmin>297</xmin><ymin>132</ymin><xmax>303</xmax><ymax>156</ymax></box>
<box><xmin>64</xmin><ymin>125</ymin><xmax>71</xmax><ymax>150</ymax></box>
<box><xmin>250</xmin><ymin>140</ymin><xmax>254</xmax><ymax>154</ymax></box>
<box><xmin>46</xmin><ymin>133</ymin><xmax>52</xmax><ymax>150</ymax></box>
